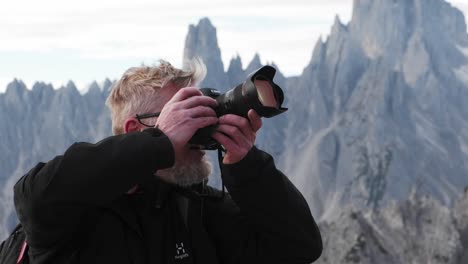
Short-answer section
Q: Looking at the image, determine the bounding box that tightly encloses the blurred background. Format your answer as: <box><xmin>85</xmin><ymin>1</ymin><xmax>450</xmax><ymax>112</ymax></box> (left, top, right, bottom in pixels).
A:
<box><xmin>1</xmin><ymin>0</ymin><xmax>468</xmax><ymax>263</ymax></box>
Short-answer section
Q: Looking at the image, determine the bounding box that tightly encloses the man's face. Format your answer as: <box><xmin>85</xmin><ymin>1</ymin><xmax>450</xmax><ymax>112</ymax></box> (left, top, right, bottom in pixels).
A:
<box><xmin>150</xmin><ymin>84</ymin><xmax>212</xmax><ymax>186</ymax></box>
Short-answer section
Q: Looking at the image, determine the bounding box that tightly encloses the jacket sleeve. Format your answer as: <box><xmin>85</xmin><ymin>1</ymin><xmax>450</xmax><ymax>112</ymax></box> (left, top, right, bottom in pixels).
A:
<box><xmin>13</xmin><ymin>128</ymin><xmax>175</xmax><ymax>250</ymax></box>
<box><xmin>212</xmin><ymin>146</ymin><xmax>322</xmax><ymax>264</ymax></box>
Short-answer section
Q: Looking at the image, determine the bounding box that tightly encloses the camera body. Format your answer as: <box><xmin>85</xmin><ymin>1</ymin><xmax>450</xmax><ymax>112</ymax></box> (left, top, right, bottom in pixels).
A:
<box><xmin>189</xmin><ymin>65</ymin><xmax>288</xmax><ymax>150</ymax></box>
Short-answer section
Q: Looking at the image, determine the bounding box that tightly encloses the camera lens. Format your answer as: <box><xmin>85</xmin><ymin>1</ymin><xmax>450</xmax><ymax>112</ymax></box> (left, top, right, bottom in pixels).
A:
<box><xmin>253</xmin><ymin>76</ymin><xmax>278</xmax><ymax>108</ymax></box>
<box><xmin>190</xmin><ymin>66</ymin><xmax>288</xmax><ymax>149</ymax></box>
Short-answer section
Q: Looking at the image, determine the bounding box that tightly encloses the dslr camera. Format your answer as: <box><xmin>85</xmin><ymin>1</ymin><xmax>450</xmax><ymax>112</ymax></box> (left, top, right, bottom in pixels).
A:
<box><xmin>190</xmin><ymin>65</ymin><xmax>287</xmax><ymax>149</ymax></box>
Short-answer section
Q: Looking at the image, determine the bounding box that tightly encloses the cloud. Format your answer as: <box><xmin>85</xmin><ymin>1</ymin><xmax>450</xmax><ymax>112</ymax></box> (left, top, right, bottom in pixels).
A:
<box><xmin>0</xmin><ymin>0</ymin><xmax>352</xmax><ymax>52</ymax></box>
<box><xmin>0</xmin><ymin>0</ymin><xmax>354</xmax><ymax>80</ymax></box>
<box><xmin>0</xmin><ymin>0</ymin><xmax>466</xmax><ymax>91</ymax></box>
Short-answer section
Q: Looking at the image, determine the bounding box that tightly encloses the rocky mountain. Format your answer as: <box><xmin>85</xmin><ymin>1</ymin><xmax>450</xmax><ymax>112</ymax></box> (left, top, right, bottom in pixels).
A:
<box><xmin>279</xmin><ymin>0</ymin><xmax>468</xmax><ymax>221</ymax></box>
<box><xmin>180</xmin><ymin>0</ymin><xmax>468</xmax><ymax>261</ymax></box>
<box><xmin>317</xmin><ymin>189</ymin><xmax>468</xmax><ymax>264</ymax></box>
<box><xmin>0</xmin><ymin>79</ymin><xmax>113</xmax><ymax>236</ymax></box>
<box><xmin>1</xmin><ymin>0</ymin><xmax>468</xmax><ymax>262</ymax></box>
<box><xmin>183</xmin><ymin>17</ymin><xmax>229</xmax><ymax>91</ymax></box>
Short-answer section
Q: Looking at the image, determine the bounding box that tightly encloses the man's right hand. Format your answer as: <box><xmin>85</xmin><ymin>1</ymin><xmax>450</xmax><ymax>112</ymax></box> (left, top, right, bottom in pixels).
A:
<box><xmin>155</xmin><ymin>87</ymin><xmax>218</xmax><ymax>160</ymax></box>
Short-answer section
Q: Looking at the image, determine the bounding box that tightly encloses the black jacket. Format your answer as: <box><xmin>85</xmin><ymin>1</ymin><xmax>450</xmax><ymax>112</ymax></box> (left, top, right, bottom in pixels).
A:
<box><xmin>14</xmin><ymin>128</ymin><xmax>322</xmax><ymax>264</ymax></box>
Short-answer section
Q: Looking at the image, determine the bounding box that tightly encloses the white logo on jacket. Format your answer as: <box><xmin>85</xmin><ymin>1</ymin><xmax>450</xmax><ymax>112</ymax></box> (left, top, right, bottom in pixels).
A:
<box><xmin>175</xmin><ymin>242</ymin><xmax>189</xmax><ymax>260</ymax></box>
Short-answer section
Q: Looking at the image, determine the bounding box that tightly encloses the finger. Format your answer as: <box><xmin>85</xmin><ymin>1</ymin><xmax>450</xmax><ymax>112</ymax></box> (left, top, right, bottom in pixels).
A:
<box><xmin>169</xmin><ymin>87</ymin><xmax>202</xmax><ymax>103</ymax></box>
<box><xmin>188</xmin><ymin>106</ymin><xmax>217</xmax><ymax>118</ymax></box>
<box><xmin>178</xmin><ymin>95</ymin><xmax>218</xmax><ymax>109</ymax></box>
<box><xmin>218</xmin><ymin>114</ymin><xmax>254</xmax><ymax>140</ymax></box>
<box><xmin>216</xmin><ymin>123</ymin><xmax>251</xmax><ymax>146</ymax></box>
<box><xmin>248</xmin><ymin>109</ymin><xmax>262</xmax><ymax>132</ymax></box>
<box><xmin>211</xmin><ymin>131</ymin><xmax>240</xmax><ymax>153</ymax></box>
<box><xmin>191</xmin><ymin>116</ymin><xmax>219</xmax><ymax>129</ymax></box>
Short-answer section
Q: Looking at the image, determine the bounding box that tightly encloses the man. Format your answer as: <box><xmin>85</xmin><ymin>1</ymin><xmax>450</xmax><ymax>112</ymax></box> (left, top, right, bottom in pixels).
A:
<box><xmin>14</xmin><ymin>60</ymin><xmax>322</xmax><ymax>263</ymax></box>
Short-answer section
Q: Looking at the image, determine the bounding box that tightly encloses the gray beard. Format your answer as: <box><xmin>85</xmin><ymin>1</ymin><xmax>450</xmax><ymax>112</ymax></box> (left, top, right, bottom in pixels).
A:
<box><xmin>156</xmin><ymin>157</ymin><xmax>212</xmax><ymax>187</ymax></box>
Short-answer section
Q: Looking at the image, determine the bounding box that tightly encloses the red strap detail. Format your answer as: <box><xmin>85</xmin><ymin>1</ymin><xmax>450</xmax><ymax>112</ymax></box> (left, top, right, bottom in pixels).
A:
<box><xmin>17</xmin><ymin>240</ymin><xmax>28</xmax><ymax>264</ymax></box>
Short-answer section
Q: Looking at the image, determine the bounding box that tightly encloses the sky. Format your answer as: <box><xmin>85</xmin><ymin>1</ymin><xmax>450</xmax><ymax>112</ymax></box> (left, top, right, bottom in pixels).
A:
<box><xmin>0</xmin><ymin>0</ymin><xmax>467</xmax><ymax>93</ymax></box>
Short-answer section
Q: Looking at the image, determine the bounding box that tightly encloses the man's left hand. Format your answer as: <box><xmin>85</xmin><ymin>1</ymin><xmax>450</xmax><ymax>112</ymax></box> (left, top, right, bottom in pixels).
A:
<box><xmin>212</xmin><ymin>109</ymin><xmax>262</xmax><ymax>164</ymax></box>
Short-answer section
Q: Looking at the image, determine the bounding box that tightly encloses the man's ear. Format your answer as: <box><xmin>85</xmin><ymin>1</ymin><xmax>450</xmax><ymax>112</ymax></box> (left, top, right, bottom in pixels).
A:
<box><xmin>124</xmin><ymin>118</ymin><xmax>142</xmax><ymax>133</ymax></box>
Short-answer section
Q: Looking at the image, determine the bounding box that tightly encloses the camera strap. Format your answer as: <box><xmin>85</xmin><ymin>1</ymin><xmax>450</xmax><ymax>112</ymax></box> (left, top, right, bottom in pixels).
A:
<box><xmin>216</xmin><ymin>146</ymin><xmax>226</xmax><ymax>199</ymax></box>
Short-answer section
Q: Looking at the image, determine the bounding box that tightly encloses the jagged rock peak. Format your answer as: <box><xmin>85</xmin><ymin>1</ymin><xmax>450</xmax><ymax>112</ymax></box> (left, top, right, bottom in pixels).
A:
<box><xmin>85</xmin><ymin>81</ymin><xmax>102</xmax><ymax>97</ymax></box>
<box><xmin>228</xmin><ymin>55</ymin><xmax>243</xmax><ymax>71</ymax></box>
<box><xmin>317</xmin><ymin>0</ymin><xmax>468</xmax><ymax>62</ymax></box>
<box><xmin>30</xmin><ymin>82</ymin><xmax>54</xmax><ymax>102</ymax></box>
<box><xmin>6</xmin><ymin>79</ymin><xmax>27</xmax><ymax>95</ymax></box>
<box><xmin>89</xmin><ymin>81</ymin><xmax>100</xmax><ymax>90</ymax></box>
<box><xmin>351</xmin><ymin>0</ymin><xmax>466</xmax><ymax>41</ymax></box>
<box><xmin>65</xmin><ymin>80</ymin><xmax>77</xmax><ymax>91</ymax></box>
<box><xmin>183</xmin><ymin>17</ymin><xmax>228</xmax><ymax>90</ymax></box>
<box><xmin>31</xmin><ymin>82</ymin><xmax>53</xmax><ymax>92</ymax></box>
<box><xmin>250</xmin><ymin>53</ymin><xmax>261</xmax><ymax>64</ymax></box>
<box><xmin>226</xmin><ymin>55</ymin><xmax>245</xmax><ymax>87</ymax></box>
<box><xmin>58</xmin><ymin>80</ymin><xmax>81</xmax><ymax>97</ymax></box>
<box><xmin>183</xmin><ymin>17</ymin><xmax>220</xmax><ymax>65</ymax></box>
<box><xmin>197</xmin><ymin>17</ymin><xmax>214</xmax><ymax>29</ymax></box>
<box><xmin>245</xmin><ymin>53</ymin><xmax>262</xmax><ymax>73</ymax></box>
<box><xmin>310</xmin><ymin>37</ymin><xmax>327</xmax><ymax>65</ymax></box>
<box><xmin>102</xmin><ymin>78</ymin><xmax>114</xmax><ymax>94</ymax></box>
<box><xmin>332</xmin><ymin>14</ymin><xmax>346</xmax><ymax>34</ymax></box>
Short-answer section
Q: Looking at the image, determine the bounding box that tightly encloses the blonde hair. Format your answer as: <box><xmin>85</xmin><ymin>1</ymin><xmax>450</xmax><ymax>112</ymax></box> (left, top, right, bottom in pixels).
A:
<box><xmin>106</xmin><ymin>59</ymin><xmax>206</xmax><ymax>135</ymax></box>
